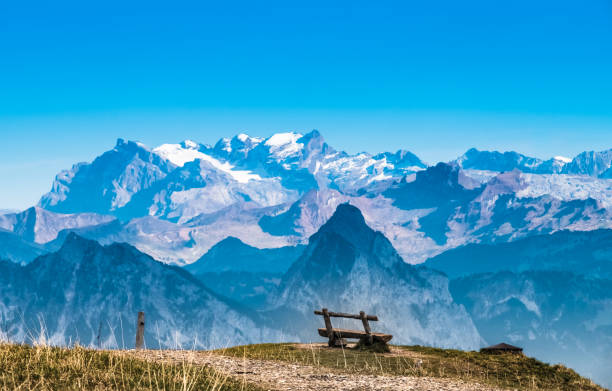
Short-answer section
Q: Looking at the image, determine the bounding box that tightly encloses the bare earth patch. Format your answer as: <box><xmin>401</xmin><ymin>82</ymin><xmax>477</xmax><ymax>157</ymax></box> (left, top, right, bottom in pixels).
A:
<box><xmin>129</xmin><ymin>348</ymin><xmax>504</xmax><ymax>391</ymax></box>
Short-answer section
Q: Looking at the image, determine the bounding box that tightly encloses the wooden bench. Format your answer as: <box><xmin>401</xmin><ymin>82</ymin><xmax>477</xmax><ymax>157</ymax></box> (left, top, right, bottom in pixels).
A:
<box><xmin>314</xmin><ymin>308</ymin><xmax>393</xmax><ymax>347</ymax></box>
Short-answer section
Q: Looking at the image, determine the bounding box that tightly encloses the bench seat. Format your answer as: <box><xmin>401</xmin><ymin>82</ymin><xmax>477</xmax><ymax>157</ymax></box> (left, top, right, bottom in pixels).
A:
<box><xmin>318</xmin><ymin>328</ymin><xmax>393</xmax><ymax>343</ymax></box>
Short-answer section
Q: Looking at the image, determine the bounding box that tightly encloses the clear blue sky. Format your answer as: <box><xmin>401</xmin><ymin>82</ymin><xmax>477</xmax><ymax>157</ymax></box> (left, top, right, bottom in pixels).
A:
<box><xmin>0</xmin><ymin>0</ymin><xmax>611</xmax><ymax>210</ymax></box>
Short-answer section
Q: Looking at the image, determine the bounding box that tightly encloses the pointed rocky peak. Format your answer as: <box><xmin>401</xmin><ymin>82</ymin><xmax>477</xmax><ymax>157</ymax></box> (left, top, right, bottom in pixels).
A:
<box><xmin>395</xmin><ymin>149</ymin><xmax>427</xmax><ymax>166</ymax></box>
<box><xmin>297</xmin><ymin>130</ymin><xmax>335</xmax><ymax>160</ymax></box>
<box><xmin>106</xmin><ymin>139</ymin><xmax>174</xmax><ymax>175</ymax></box>
<box><xmin>311</xmin><ymin>203</ymin><xmax>384</xmax><ymax>254</ymax></box>
<box><xmin>297</xmin><ymin>129</ymin><xmax>323</xmax><ymax>147</ymax></box>
<box><xmin>282</xmin><ymin>203</ymin><xmax>404</xmax><ymax>285</ymax></box>
<box><xmin>19</xmin><ymin>206</ymin><xmax>38</xmax><ymax>218</ymax></box>
<box><xmin>319</xmin><ymin>203</ymin><xmax>367</xmax><ymax>231</ymax></box>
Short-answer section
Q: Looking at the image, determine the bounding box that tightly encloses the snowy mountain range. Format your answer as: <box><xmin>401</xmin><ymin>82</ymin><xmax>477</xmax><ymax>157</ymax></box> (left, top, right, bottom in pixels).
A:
<box><xmin>21</xmin><ymin>131</ymin><xmax>612</xmax><ymax>266</ymax></box>
<box><xmin>2</xmin><ymin>130</ymin><xmax>612</xmax><ymax>387</ymax></box>
<box><xmin>456</xmin><ymin>147</ymin><xmax>612</xmax><ymax>177</ymax></box>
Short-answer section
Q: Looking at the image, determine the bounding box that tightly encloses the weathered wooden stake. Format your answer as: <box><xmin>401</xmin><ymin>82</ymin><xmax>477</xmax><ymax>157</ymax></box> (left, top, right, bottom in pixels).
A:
<box><xmin>135</xmin><ymin>311</ymin><xmax>145</xmax><ymax>350</ymax></box>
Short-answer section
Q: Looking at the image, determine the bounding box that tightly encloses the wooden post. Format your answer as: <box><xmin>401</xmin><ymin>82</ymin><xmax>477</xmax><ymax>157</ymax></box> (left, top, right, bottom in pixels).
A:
<box><xmin>135</xmin><ymin>311</ymin><xmax>145</xmax><ymax>350</ymax></box>
<box><xmin>96</xmin><ymin>320</ymin><xmax>102</xmax><ymax>349</ymax></box>
<box><xmin>322</xmin><ymin>308</ymin><xmax>335</xmax><ymax>346</ymax></box>
<box><xmin>360</xmin><ymin>311</ymin><xmax>373</xmax><ymax>345</ymax></box>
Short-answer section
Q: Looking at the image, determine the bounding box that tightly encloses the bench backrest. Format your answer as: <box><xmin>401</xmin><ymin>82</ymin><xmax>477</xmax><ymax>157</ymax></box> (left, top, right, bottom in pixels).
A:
<box><xmin>314</xmin><ymin>308</ymin><xmax>377</xmax><ymax>343</ymax></box>
<box><xmin>314</xmin><ymin>309</ymin><xmax>378</xmax><ymax>321</ymax></box>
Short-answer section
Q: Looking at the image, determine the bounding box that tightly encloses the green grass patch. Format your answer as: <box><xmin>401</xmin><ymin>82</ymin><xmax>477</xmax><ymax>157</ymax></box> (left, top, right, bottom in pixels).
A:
<box><xmin>216</xmin><ymin>343</ymin><xmax>606</xmax><ymax>391</ymax></box>
<box><xmin>0</xmin><ymin>343</ymin><xmax>262</xmax><ymax>391</ymax></box>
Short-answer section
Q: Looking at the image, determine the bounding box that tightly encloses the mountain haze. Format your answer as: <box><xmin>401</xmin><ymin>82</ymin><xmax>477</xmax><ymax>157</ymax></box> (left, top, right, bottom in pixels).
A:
<box><xmin>270</xmin><ymin>204</ymin><xmax>482</xmax><ymax>349</ymax></box>
<box><xmin>0</xmin><ymin>233</ymin><xmax>285</xmax><ymax>349</ymax></box>
<box><xmin>1</xmin><ymin>130</ymin><xmax>611</xmax><ymax>387</ymax></box>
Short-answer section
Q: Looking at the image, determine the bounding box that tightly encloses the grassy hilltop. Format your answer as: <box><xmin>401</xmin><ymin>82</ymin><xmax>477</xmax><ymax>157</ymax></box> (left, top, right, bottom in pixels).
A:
<box><xmin>220</xmin><ymin>343</ymin><xmax>607</xmax><ymax>391</ymax></box>
<box><xmin>0</xmin><ymin>342</ymin><xmax>606</xmax><ymax>391</ymax></box>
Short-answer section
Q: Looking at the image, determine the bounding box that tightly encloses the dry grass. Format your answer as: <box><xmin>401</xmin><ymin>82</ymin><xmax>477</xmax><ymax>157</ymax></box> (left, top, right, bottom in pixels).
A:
<box><xmin>216</xmin><ymin>343</ymin><xmax>606</xmax><ymax>391</ymax></box>
<box><xmin>1</xmin><ymin>341</ymin><xmax>605</xmax><ymax>391</ymax></box>
<box><xmin>0</xmin><ymin>343</ymin><xmax>263</xmax><ymax>391</ymax></box>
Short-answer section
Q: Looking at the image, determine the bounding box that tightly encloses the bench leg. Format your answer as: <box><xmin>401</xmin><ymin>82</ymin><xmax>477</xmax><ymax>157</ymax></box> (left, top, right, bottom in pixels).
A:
<box><xmin>329</xmin><ymin>336</ymin><xmax>347</xmax><ymax>348</ymax></box>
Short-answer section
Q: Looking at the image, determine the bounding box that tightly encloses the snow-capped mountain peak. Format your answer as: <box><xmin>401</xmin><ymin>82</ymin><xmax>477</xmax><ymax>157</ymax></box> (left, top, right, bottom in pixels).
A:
<box><xmin>554</xmin><ymin>155</ymin><xmax>572</xmax><ymax>163</ymax></box>
<box><xmin>265</xmin><ymin>131</ymin><xmax>302</xmax><ymax>147</ymax></box>
<box><xmin>181</xmin><ymin>139</ymin><xmax>200</xmax><ymax>149</ymax></box>
<box><xmin>264</xmin><ymin>132</ymin><xmax>305</xmax><ymax>159</ymax></box>
<box><xmin>236</xmin><ymin>132</ymin><xmax>263</xmax><ymax>144</ymax></box>
<box><xmin>153</xmin><ymin>142</ymin><xmax>262</xmax><ymax>183</ymax></box>
<box><xmin>211</xmin><ymin>133</ymin><xmax>263</xmax><ymax>159</ymax></box>
<box><xmin>153</xmin><ymin>142</ymin><xmax>207</xmax><ymax>167</ymax></box>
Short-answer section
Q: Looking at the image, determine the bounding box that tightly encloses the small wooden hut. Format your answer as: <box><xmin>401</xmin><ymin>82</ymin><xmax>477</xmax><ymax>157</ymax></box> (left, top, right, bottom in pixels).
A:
<box><xmin>480</xmin><ymin>342</ymin><xmax>523</xmax><ymax>354</ymax></box>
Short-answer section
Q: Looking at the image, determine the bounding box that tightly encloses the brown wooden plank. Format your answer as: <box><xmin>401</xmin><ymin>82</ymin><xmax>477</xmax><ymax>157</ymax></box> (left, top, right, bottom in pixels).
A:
<box><xmin>318</xmin><ymin>328</ymin><xmax>392</xmax><ymax>343</ymax></box>
<box><xmin>314</xmin><ymin>310</ymin><xmax>378</xmax><ymax>321</ymax></box>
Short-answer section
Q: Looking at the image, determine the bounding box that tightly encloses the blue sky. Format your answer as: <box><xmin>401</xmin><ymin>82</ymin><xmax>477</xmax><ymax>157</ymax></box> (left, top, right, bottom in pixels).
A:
<box><xmin>0</xmin><ymin>0</ymin><xmax>611</xmax><ymax>209</ymax></box>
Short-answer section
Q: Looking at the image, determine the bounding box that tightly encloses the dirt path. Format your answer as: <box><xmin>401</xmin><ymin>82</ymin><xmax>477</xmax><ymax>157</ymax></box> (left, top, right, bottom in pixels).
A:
<box><xmin>129</xmin><ymin>349</ymin><xmax>504</xmax><ymax>391</ymax></box>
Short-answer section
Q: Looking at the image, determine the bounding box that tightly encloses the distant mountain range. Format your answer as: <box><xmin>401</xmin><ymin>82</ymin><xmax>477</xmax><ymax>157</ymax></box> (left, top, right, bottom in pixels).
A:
<box><xmin>0</xmin><ymin>232</ymin><xmax>283</xmax><ymax>349</ymax></box>
<box><xmin>0</xmin><ymin>205</ymin><xmax>480</xmax><ymax>351</ymax></box>
<box><xmin>456</xmin><ymin>147</ymin><xmax>612</xmax><ymax>177</ymax></box>
<box><xmin>3</xmin><ymin>131</ymin><xmax>605</xmax><ymax>266</ymax></box>
<box><xmin>1</xmin><ymin>131</ymin><xmax>612</xmax><ymax>387</ymax></box>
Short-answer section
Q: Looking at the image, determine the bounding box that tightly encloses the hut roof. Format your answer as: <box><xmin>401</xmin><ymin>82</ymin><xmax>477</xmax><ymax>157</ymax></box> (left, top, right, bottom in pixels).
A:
<box><xmin>482</xmin><ymin>342</ymin><xmax>523</xmax><ymax>351</ymax></box>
